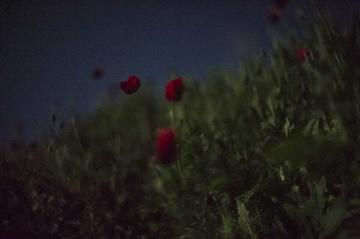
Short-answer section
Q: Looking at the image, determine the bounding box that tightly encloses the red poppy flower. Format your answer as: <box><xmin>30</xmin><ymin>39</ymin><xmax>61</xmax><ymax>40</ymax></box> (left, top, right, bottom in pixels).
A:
<box><xmin>296</xmin><ymin>48</ymin><xmax>311</xmax><ymax>62</ymax></box>
<box><xmin>268</xmin><ymin>7</ymin><xmax>281</xmax><ymax>23</ymax></box>
<box><xmin>155</xmin><ymin>128</ymin><xmax>177</xmax><ymax>164</ymax></box>
<box><xmin>165</xmin><ymin>77</ymin><xmax>184</xmax><ymax>102</ymax></box>
<box><xmin>93</xmin><ymin>67</ymin><xmax>104</xmax><ymax>79</ymax></box>
<box><xmin>120</xmin><ymin>75</ymin><xmax>141</xmax><ymax>94</ymax></box>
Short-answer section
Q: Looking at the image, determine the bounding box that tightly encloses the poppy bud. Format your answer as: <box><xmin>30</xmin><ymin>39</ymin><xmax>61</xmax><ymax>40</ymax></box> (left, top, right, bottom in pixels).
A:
<box><xmin>165</xmin><ymin>77</ymin><xmax>184</xmax><ymax>102</ymax></box>
<box><xmin>155</xmin><ymin>128</ymin><xmax>177</xmax><ymax>164</ymax></box>
<box><xmin>120</xmin><ymin>75</ymin><xmax>141</xmax><ymax>94</ymax></box>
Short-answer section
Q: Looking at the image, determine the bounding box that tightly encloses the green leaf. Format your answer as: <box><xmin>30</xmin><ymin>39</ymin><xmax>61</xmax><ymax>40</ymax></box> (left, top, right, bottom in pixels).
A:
<box><xmin>236</xmin><ymin>200</ymin><xmax>256</xmax><ymax>239</ymax></box>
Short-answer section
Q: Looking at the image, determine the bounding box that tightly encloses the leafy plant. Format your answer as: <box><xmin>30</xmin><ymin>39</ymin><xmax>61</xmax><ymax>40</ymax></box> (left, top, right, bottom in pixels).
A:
<box><xmin>1</xmin><ymin>7</ymin><xmax>360</xmax><ymax>239</ymax></box>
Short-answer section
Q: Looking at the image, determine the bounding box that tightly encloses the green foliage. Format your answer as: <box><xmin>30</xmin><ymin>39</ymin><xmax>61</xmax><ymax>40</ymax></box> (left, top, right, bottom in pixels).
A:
<box><xmin>1</xmin><ymin>13</ymin><xmax>360</xmax><ymax>238</ymax></box>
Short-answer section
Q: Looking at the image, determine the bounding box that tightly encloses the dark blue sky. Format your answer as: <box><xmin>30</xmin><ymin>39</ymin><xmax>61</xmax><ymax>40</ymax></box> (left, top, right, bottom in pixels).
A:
<box><xmin>0</xmin><ymin>0</ymin><xmax>358</xmax><ymax>142</ymax></box>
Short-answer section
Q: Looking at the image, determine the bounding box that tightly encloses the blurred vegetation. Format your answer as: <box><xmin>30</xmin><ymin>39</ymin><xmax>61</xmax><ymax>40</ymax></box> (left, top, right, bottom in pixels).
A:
<box><xmin>1</xmin><ymin>10</ymin><xmax>360</xmax><ymax>239</ymax></box>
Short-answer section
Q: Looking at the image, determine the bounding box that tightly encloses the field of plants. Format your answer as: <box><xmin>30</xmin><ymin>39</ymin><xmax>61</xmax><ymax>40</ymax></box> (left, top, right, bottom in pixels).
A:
<box><xmin>1</xmin><ymin>5</ymin><xmax>360</xmax><ymax>239</ymax></box>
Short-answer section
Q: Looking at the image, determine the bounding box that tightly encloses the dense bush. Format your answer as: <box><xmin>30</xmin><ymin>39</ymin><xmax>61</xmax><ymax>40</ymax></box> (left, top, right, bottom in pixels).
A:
<box><xmin>1</xmin><ymin>13</ymin><xmax>360</xmax><ymax>238</ymax></box>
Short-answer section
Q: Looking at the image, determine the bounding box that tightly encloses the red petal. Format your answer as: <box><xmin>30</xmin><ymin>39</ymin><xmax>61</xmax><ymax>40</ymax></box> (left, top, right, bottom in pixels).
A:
<box><xmin>155</xmin><ymin>128</ymin><xmax>177</xmax><ymax>164</ymax></box>
<box><xmin>120</xmin><ymin>76</ymin><xmax>141</xmax><ymax>94</ymax></box>
<box><xmin>127</xmin><ymin>75</ymin><xmax>140</xmax><ymax>88</ymax></box>
<box><xmin>120</xmin><ymin>81</ymin><xmax>131</xmax><ymax>93</ymax></box>
<box><xmin>165</xmin><ymin>77</ymin><xmax>184</xmax><ymax>101</ymax></box>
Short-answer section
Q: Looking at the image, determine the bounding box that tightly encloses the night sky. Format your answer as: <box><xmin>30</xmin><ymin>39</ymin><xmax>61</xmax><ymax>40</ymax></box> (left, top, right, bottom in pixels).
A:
<box><xmin>0</xmin><ymin>0</ymin><xmax>358</xmax><ymax>142</ymax></box>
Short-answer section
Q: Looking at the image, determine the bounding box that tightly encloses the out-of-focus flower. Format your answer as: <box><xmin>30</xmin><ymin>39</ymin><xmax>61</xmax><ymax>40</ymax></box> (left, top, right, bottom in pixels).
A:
<box><xmin>120</xmin><ymin>75</ymin><xmax>141</xmax><ymax>94</ymax></box>
<box><xmin>155</xmin><ymin>128</ymin><xmax>177</xmax><ymax>164</ymax></box>
<box><xmin>93</xmin><ymin>67</ymin><xmax>104</xmax><ymax>79</ymax></box>
<box><xmin>165</xmin><ymin>77</ymin><xmax>184</xmax><ymax>102</ymax></box>
<box><xmin>296</xmin><ymin>48</ymin><xmax>311</xmax><ymax>62</ymax></box>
